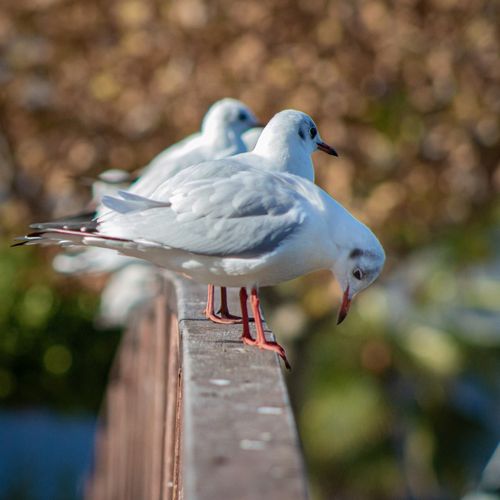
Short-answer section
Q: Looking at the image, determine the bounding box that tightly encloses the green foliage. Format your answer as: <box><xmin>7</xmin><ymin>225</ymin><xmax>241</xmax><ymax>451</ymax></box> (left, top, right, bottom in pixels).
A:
<box><xmin>0</xmin><ymin>241</ymin><xmax>120</xmax><ymax>412</ymax></box>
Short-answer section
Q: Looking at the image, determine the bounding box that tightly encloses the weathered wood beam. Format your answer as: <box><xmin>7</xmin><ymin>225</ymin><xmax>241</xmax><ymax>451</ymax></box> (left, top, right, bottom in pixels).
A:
<box><xmin>86</xmin><ymin>273</ymin><xmax>308</xmax><ymax>500</ymax></box>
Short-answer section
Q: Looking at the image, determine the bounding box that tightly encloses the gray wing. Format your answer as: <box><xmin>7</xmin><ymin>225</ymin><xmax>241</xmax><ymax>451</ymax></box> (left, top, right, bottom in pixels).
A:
<box><xmin>127</xmin><ymin>136</ymin><xmax>207</xmax><ymax>197</ymax></box>
<box><xmin>141</xmin><ymin>132</ymin><xmax>201</xmax><ymax>175</ymax></box>
<box><xmin>100</xmin><ymin>164</ymin><xmax>309</xmax><ymax>258</ymax></box>
<box><xmin>129</xmin><ymin>135</ymin><xmax>243</xmax><ymax>198</ymax></box>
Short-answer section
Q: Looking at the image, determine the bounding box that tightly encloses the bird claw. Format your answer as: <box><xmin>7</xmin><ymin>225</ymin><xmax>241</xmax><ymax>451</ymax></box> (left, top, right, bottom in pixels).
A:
<box><xmin>260</xmin><ymin>341</ymin><xmax>291</xmax><ymax>370</ymax></box>
<box><xmin>204</xmin><ymin>310</ymin><xmax>243</xmax><ymax>324</ymax></box>
<box><xmin>216</xmin><ymin>308</ymin><xmax>244</xmax><ymax>322</ymax></box>
<box><xmin>205</xmin><ymin>309</ymin><xmax>254</xmax><ymax>325</ymax></box>
<box><xmin>241</xmin><ymin>337</ymin><xmax>291</xmax><ymax>370</ymax></box>
<box><xmin>241</xmin><ymin>335</ymin><xmax>256</xmax><ymax>346</ymax></box>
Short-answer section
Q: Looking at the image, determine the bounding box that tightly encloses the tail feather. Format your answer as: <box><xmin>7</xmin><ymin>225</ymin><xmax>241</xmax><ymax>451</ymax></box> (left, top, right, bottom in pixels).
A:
<box><xmin>11</xmin><ymin>237</ymin><xmax>41</xmax><ymax>247</ymax></box>
<box><xmin>12</xmin><ymin>228</ymin><xmax>130</xmax><ymax>248</ymax></box>
<box><xmin>103</xmin><ymin>191</ymin><xmax>171</xmax><ymax>214</ymax></box>
<box><xmin>30</xmin><ymin>211</ymin><xmax>97</xmax><ymax>231</ymax></box>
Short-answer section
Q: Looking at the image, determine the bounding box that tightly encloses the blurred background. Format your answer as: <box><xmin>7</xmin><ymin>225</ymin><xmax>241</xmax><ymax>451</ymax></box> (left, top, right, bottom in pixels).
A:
<box><xmin>1</xmin><ymin>0</ymin><xmax>499</xmax><ymax>498</ymax></box>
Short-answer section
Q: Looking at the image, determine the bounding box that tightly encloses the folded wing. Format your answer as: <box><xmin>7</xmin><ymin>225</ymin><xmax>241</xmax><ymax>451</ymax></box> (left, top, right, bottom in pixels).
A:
<box><xmin>100</xmin><ymin>163</ymin><xmax>309</xmax><ymax>258</ymax></box>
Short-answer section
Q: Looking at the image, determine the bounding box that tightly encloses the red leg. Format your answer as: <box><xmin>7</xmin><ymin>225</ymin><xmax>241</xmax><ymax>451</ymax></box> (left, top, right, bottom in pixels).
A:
<box><xmin>218</xmin><ymin>287</ymin><xmax>243</xmax><ymax>321</ymax></box>
<box><xmin>204</xmin><ymin>285</ymin><xmax>241</xmax><ymax>324</ymax></box>
<box><xmin>249</xmin><ymin>288</ymin><xmax>291</xmax><ymax>370</ymax></box>
<box><xmin>239</xmin><ymin>288</ymin><xmax>255</xmax><ymax>344</ymax></box>
<box><xmin>203</xmin><ymin>284</ymin><xmax>214</xmax><ymax>317</ymax></box>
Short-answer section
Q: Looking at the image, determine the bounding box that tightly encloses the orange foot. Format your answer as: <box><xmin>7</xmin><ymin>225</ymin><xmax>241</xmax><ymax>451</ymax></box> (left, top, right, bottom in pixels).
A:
<box><xmin>204</xmin><ymin>309</ymin><xmax>243</xmax><ymax>325</ymax></box>
<box><xmin>241</xmin><ymin>336</ymin><xmax>291</xmax><ymax>370</ymax></box>
<box><xmin>203</xmin><ymin>285</ymin><xmax>243</xmax><ymax>324</ymax></box>
<box><xmin>217</xmin><ymin>308</ymin><xmax>244</xmax><ymax>323</ymax></box>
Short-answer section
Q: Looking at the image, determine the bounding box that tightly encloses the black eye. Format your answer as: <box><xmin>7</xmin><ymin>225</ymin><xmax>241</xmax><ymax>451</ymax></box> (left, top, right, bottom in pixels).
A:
<box><xmin>298</xmin><ymin>129</ymin><xmax>305</xmax><ymax>139</ymax></box>
<box><xmin>309</xmin><ymin>127</ymin><xmax>317</xmax><ymax>139</ymax></box>
<box><xmin>352</xmin><ymin>268</ymin><xmax>364</xmax><ymax>280</ymax></box>
<box><xmin>238</xmin><ymin>111</ymin><xmax>248</xmax><ymax>121</ymax></box>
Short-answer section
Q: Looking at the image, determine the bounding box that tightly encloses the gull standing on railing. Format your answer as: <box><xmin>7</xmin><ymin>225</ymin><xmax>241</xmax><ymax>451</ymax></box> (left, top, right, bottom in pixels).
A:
<box><xmin>42</xmin><ymin>98</ymin><xmax>261</xmax><ymax>322</ymax></box>
<box><xmin>38</xmin><ymin>109</ymin><xmax>337</xmax><ymax>326</ymax></box>
<box><xmin>16</xmin><ymin>129</ymin><xmax>384</xmax><ymax>368</ymax></box>
<box><xmin>178</xmin><ymin>110</ymin><xmax>338</xmax><ymax>323</ymax></box>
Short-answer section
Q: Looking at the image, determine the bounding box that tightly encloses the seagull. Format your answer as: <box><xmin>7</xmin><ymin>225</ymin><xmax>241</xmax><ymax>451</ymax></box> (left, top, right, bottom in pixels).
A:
<box><xmin>44</xmin><ymin>98</ymin><xmax>262</xmax><ymax>319</ymax></box>
<box><xmin>186</xmin><ymin>109</ymin><xmax>337</xmax><ymax>322</ymax></box>
<box><xmin>236</xmin><ymin>110</ymin><xmax>337</xmax><ymax>183</ymax></box>
<box><xmin>88</xmin><ymin>126</ymin><xmax>264</xmax><ymax>191</ymax></box>
<box><xmin>15</xmin><ymin>161</ymin><xmax>384</xmax><ymax>368</ymax></box>
<box><xmin>64</xmin><ymin>98</ymin><xmax>259</xmax><ymax>216</ymax></box>
<box><xmin>38</xmin><ymin>109</ymin><xmax>337</xmax><ymax>326</ymax></box>
<box><xmin>125</xmin><ymin>98</ymin><xmax>262</xmax><ymax>198</ymax></box>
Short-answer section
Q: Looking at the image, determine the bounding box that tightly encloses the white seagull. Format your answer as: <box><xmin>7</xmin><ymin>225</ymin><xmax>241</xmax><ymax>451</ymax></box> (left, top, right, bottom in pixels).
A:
<box><xmin>178</xmin><ymin>109</ymin><xmax>338</xmax><ymax>322</ymax></box>
<box><xmin>16</xmin><ymin>162</ymin><xmax>384</xmax><ymax>368</ymax></box>
<box><xmin>44</xmin><ymin>98</ymin><xmax>261</xmax><ymax>318</ymax></box>
<box><xmin>39</xmin><ymin>109</ymin><xmax>337</xmax><ymax>326</ymax></box>
<box><xmin>125</xmin><ymin>98</ymin><xmax>262</xmax><ymax>198</ymax></box>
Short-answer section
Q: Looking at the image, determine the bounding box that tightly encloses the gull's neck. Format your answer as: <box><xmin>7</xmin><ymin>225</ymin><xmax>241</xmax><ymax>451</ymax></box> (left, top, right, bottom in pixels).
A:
<box><xmin>202</xmin><ymin>125</ymin><xmax>247</xmax><ymax>158</ymax></box>
<box><xmin>319</xmin><ymin>190</ymin><xmax>380</xmax><ymax>260</ymax></box>
<box><xmin>253</xmin><ymin>133</ymin><xmax>315</xmax><ymax>182</ymax></box>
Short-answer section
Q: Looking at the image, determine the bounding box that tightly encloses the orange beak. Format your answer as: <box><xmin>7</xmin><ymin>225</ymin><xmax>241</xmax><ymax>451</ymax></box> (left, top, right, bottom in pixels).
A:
<box><xmin>337</xmin><ymin>286</ymin><xmax>352</xmax><ymax>325</ymax></box>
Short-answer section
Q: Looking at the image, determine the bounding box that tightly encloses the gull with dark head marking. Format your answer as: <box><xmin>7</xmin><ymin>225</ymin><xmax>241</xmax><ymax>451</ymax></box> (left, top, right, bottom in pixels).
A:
<box><xmin>37</xmin><ymin>109</ymin><xmax>338</xmax><ymax>326</ymax></box>
<box><xmin>16</xmin><ymin>157</ymin><xmax>384</xmax><ymax>369</ymax></box>
<box><xmin>186</xmin><ymin>109</ymin><xmax>338</xmax><ymax>322</ymax></box>
<box><xmin>45</xmin><ymin>98</ymin><xmax>261</xmax><ymax>314</ymax></box>
<box><xmin>239</xmin><ymin>109</ymin><xmax>337</xmax><ymax>182</ymax></box>
<box><xmin>126</xmin><ymin>98</ymin><xmax>262</xmax><ymax>197</ymax></box>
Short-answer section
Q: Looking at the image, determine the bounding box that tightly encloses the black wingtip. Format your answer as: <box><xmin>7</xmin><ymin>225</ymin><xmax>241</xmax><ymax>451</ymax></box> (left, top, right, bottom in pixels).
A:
<box><xmin>11</xmin><ymin>230</ymin><xmax>47</xmax><ymax>247</ymax></box>
<box><xmin>29</xmin><ymin>211</ymin><xmax>97</xmax><ymax>231</ymax></box>
<box><xmin>11</xmin><ymin>241</ymin><xmax>27</xmax><ymax>248</ymax></box>
<box><xmin>11</xmin><ymin>237</ymin><xmax>38</xmax><ymax>247</ymax></box>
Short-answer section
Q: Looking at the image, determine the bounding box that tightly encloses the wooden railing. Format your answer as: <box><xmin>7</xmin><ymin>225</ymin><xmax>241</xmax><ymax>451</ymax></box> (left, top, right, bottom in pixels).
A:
<box><xmin>86</xmin><ymin>273</ymin><xmax>309</xmax><ymax>500</ymax></box>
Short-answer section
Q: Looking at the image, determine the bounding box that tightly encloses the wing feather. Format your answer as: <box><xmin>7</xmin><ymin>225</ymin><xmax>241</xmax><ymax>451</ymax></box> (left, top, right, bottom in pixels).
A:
<box><xmin>99</xmin><ymin>164</ymin><xmax>310</xmax><ymax>258</ymax></box>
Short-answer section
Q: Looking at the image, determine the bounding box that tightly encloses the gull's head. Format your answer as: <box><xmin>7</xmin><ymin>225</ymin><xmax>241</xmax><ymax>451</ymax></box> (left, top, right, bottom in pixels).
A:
<box><xmin>201</xmin><ymin>98</ymin><xmax>261</xmax><ymax>138</ymax></box>
<box><xmin>255</xmin><ymin>110</ymin><xmax>338</xmax><ymax>158</ymax></box>
<box><xmin>332</xmin><ymin>233</ymin><xmax>385</xmax><ymax>325</ymax></box>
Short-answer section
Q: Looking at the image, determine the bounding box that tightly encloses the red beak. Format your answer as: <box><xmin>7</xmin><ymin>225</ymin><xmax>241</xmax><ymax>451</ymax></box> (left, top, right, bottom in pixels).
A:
<box><xmin>337</xmin><ymin>286</ymin><xmax>351</xmax><ymax>325</ymax></box>
<box><xmin>317</xmin><ymin>141</ymin><xmax>339</xmax><ymax>157</ymax></box>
